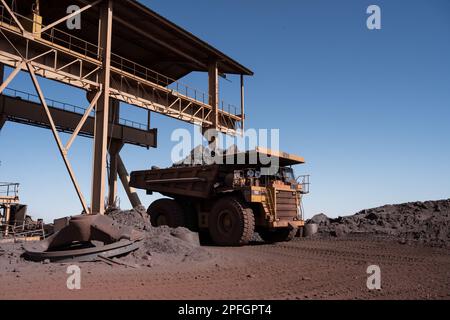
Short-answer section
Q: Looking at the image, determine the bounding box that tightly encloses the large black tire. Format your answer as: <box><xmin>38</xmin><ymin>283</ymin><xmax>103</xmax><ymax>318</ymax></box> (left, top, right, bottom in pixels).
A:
<box><xmin>147</xmin><ymin>199</ymin><xmax>185</xmax><ymax>228</ymax></box>
<box><xmin>259</xmin><ymin>228</ymin><xmax>297</xmax><ymax>243</ymax></box>
<box><xmin>208</xmin><ymin>197</ymin><xmax>255</xmax><ymax>246</ymax></box>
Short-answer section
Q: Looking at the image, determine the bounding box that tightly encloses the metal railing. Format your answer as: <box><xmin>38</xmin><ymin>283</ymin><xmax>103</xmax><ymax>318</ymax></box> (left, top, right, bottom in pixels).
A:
<box><xmin>0</xmin><ymin>182</ymin><xmax>19</xmax><ymax>198</ymax></box>
<box><xmin>117</xmin><ymin>118</ymin><xmax>148</xmax><ymax>131</ymax></box>
<box><xmin>0</xmin><ymin>6</ymin><xmax>101</xmax><ymax>59</ymax></box>
<box><xmin>2</xmin><ymin>87</ymin><xmax>149</xmax><ymax>131</ymax></box>
<box><xmin>111</xmin><ymin>53</ymin><xmax>211</xmax><ymax>106</ymax></box>
<box><xmin>1</xmin><ymin>222</ymin><xmax>45</xmax><ymax>239</ymax></box>
<box><xmin>297</xmin><ymin>175</ymin><xmax>310</xmax><ymax>194</ymax></box>
<box><xmin>4</xmin><ymin>87</ymin><xmax>87</xmax><ymax>114</ymax></box>
<box><xmin>0</xmin><ymin>6</ymin><xmax>243</xmax><ymax>127</ymax></box>
<box><xmin>110</xmin><ymin>53</ymin><xmax>240</xmax><ymax>116</ymax></box>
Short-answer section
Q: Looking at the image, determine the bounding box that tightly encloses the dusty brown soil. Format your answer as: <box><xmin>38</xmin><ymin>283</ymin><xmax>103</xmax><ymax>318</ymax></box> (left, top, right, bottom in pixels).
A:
<box><xmin>1</xmin><ymin>236</ymin><xmax>449</xmax><ymax>300</ymax></box>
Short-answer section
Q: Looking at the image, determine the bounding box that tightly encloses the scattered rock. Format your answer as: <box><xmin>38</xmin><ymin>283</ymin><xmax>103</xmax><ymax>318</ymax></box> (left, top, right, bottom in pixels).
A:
<box><xmin>311</xmin><ymin>199</ymin><xmax>450</xmax><ymax>246</ymax></box>
<box><xmin>142</xmin><ymin>255</ymin><xmax>151</xmax><ymax>261</ymax></box>
<box><xmin>331</xmin><ymin>225</ymin><xmax>348</xmax><ymax>238</ymax></box>
<box><xmin>106</xmin><ymin>208</ymin><xmax>214</xmax><ymax>266</ymax></box>
<box><xmin>365</xmin><ymin>212</ymin><xmax>378</xmax><ymax>221</ymax></box>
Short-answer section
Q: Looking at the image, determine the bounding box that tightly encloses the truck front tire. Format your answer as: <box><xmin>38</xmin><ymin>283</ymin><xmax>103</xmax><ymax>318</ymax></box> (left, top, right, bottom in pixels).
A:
<box><xmin>147</xmin><ymin>199</ymin><xmax>185</xmax><ymax>228</ymax></box>
<box><xmin>209</xmin><ymin>197</ymin><xmax>255</xmax><ymax>246</ymax></box>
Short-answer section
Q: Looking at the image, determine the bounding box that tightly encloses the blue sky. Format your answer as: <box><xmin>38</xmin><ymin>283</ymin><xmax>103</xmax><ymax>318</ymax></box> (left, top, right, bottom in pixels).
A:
<box><xmin>1</xmin><ymin>0</ymin><xmax>449</xmax><ymax>222</ymax></box>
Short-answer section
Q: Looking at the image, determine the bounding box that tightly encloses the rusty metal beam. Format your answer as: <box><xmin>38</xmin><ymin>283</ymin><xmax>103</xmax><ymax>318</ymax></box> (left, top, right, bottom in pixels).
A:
<box><xmin>26</xmin><ymin>62</ymin><xmax>89</xmax><ymax>213</ymax></box>
<box><xmin>117</xmin><ymin>154</ymin><xmax>142</xmax><ymax>208</ymax></box>
<box><xmin>4</xmin><ymin>204</ymin><xmax>10</xmax><ymax>236</ymax></box>
<box><xmin>0</xmin><ymin>114</ymin><xmax>5</xmax><ymax>130</ymax></box>
<box><xmin>0</xmin><ymin>62</ymin><xmax>24</xmax><ymax>95</ymax></box>
<box><xmin>91</xmin><ymin>0</ymin><xmax>113</xmax><ymax>215</ymax></box>
<box><xmin>0</xmin><ymin>62</ymin><xmax>5</xmax><ymax>131</ymax></box>
<box><xmin>65</xmin><ymin>90</ymin><xmax>101</xmax><ymax>151</ymax></box>
<box><xmin>208</xmin><ymin>59</ymin><xmax>219</xmax><ymax>130</ymax></box>
<box><xmin>0</xmin><ymin>24</ymin><xmax>241</xmax><ymax>134</ymax></box>
<box><xmin>107</xmin><ymin>98</ymin><xmax>121</xmax><ymax>208</ymax></box>
<box><xmin>240</xmin><ymin>74</ymin><xmax>245</xmax><ymax>133</ymax></box>
<box><xmin>0</xmin><ymin>92</ymin><xmax>157</xmax><ymax>147</ymax></box>
<box><xmin>108</xmin><ymin>139</ymin><xmax>123</xmax><ymax>208</ymax></box>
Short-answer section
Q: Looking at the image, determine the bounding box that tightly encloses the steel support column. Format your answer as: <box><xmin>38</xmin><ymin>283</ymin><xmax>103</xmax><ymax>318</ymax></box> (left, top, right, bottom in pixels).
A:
<box><xmin>91</xmin><ymin>0</ymin><xmax>113</xmax><ymax>215</ymax></box>
<box><xmin>240</xmin><ymin>74</ymin><xmax>245</xmax><ymax>133</ymax></box>
<box><xmin>108</xmin><ymin>140</ymin><xmax>123</xmax><ymax>208</ymax></box>
<box><xmin>208</xmin><ymin>59</ymin><xmax>219</xmax><ymax>130</ymax></box>
<box><xmin>0</xmin><ymin>63</ymin><xmax>4</xmax><ymax>130</ymax></box>
<box><xmin>117</xmin><ymin>155</ymin><xmax>142</xmax><ymax>208</ymax></box>
<box><xmin>204</xmin><ymin>58</ymin><xmax>219</xmax><ymax>149</ymax></box>
<box><xmin>0</xmin><ymin>115</ymin><xmax>5</xmax><ymax>131</ymax></box>
<box><xmin>108</xmin><ymin>99</ymin><xmax>123</xmax><ymax>208</ymax></box>
<box><xmin>4</xmin><ymin>204</ymin><xmax>10</xmax><ymax>236</ymax></box>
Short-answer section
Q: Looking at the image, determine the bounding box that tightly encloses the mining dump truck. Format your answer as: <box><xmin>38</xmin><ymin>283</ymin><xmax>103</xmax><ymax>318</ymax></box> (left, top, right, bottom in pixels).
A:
<box><xmin>130</xmin><ymin>147</ymin><xmax>310</xmax><ymax>246</ymax></box>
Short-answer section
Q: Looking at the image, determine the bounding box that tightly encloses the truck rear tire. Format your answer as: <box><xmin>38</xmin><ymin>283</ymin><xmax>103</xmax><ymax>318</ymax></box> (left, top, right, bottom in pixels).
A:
<box><xmin>259</xmin><ymin>228</ymin><xmax>297</xmax><ymax>243</ymax></box>
<box><xmin>209</xmin><ymin>197</ymin><xmax>255</xmax><ymax>246</ymax></box>
<box><xmin>147</xmin><ymin>199</ymin><xmax>185</xmax><ymax>228</ymax></box>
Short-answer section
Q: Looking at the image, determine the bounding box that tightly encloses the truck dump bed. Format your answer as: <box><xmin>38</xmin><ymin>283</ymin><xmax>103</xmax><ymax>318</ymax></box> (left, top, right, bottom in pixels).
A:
<box><xmin>130</xmin><ymin>147</ymin><xmax>305</xmax><ymax>199</ymax></box>
<box><xmin>130</xmin><ymin>165</ymin><xmax>221</xmax><ymax>199</ymax></box>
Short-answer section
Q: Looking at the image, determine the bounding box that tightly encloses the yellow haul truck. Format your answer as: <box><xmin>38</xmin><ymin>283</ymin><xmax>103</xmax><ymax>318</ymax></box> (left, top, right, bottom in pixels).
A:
<box><xmin>130</xmin><ymin>148</ymin><xmax>310</xmax><ymax>246</ymax></box>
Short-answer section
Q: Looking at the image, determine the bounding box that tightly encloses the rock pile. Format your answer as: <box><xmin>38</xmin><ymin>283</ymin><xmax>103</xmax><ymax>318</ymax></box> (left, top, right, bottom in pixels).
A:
<box><xmin>106</xmin><ymin>208</ymin><xmax>213</xmax><ymax>267</ymax></box>
<box><xmin>309</xmin><ymin>199</ymin><xmax>450</xmax><ymax>246</ymax></box>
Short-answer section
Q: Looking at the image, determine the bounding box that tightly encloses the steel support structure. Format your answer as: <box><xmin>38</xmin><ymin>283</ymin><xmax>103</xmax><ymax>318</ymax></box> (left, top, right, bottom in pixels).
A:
<box><xmin>208</xmin><ymin>59</ymin><xmax>219</xmax><ymax>130</ymax></box>
<box><xmin>108</xmin><ymin>139</ymin><xmax>123</xmax><ymax>208</ymax></box>
<box><xmin>27</xmin><ymin>62</ymin><xmax>90</xmax><ymax>213</ymax></box>
<box><xmin>3</xmin><ymin>204</ymin><xmax>10</xmax><ymax>236</ymax></box>
<box><xmin>91</xmin><ymin>0</ymin><xmax>113</xmax><ymax>214</ymax></box>
<box><xmin>204</xmin><ymin>58</ymin><xmax>219</xmax><ymax>148</ymax></box>
<box><xmin>0</xmin><ymin>1</ymin><xmax>103</xmax><ymax>214</ymax></box>
<box><xmin>0</xmin><ymin>113</ymin><xmax>5</xmax><ymax>130</ymax></box>
<box><xmin>0</xmin><ymin>4</ymin><xmax>243</xmax><ymax>133</ymax></box>
<box><xmin>117</xmin><ymin>155</ymin><xmax>142</xmax><ymax>208</ymax></box>
<box><xmin>0</xmin><ymin>62</ymin><xmax>4</xmax><ymax>129</ymax></box>
<box><xmin>0</xmin><ymin>1</ymin><xmax>146</xmax><ymax>215</ymax></box>
<box><xmin>240</xmin><ymin>74</ymin><xmax>245</xmax><ymax>133</ymax></box>
<box><xmin>0</xmin><ymin>89</ymin><xmax>156</xmax><ymax>147</ymax></box>
<box><xmin>0</xmin><ymin>0</ymin><xmax>246</xmax><ymax>215</ymax></box>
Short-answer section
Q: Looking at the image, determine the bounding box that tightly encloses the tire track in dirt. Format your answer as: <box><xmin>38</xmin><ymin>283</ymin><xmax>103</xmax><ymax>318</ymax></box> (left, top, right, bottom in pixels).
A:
<box><xmin>1</xmin><ymin>238</ymin><xmax>449</xmax><ymax>299</ymax></box>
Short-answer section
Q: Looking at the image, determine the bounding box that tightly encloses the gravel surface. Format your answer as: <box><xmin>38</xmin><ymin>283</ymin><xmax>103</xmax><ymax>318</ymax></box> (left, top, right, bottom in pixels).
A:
<box><xmin>0</xmin><ymin>199</ymin><xmax>449</xmax><ymax>299</ymax></box>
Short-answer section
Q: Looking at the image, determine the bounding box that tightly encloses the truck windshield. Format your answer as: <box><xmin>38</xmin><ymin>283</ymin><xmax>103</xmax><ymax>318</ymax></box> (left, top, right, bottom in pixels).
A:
<box><xmin>280</xmin><ymin>167</ymin><xmax>296</xmax><ymax>182</ymax></box>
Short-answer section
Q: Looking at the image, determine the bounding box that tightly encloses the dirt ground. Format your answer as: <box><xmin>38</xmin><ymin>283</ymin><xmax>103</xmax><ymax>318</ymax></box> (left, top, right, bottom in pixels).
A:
<box><xmin>1</xmin><ymin>235</ymin><xmax>449</xmax><ymax>300</ymax></box>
